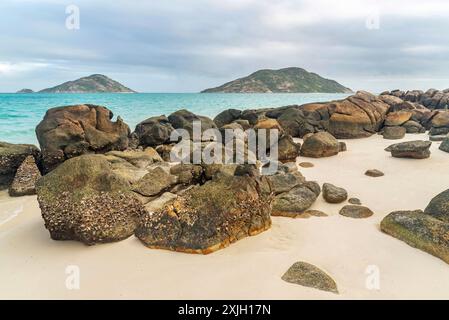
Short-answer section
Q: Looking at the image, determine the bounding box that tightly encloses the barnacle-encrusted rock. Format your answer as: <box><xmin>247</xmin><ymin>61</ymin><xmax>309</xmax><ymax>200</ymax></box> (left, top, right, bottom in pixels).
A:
<box><xmin>9</xmin><ymin>155</ymin><xmax>41</xmax><ymax>197</ymax></box>
<box><xmin>135</xmin><ymin>165</ymin><xmax>273</xmax><ymax>254</ymax></box>
<box><xmin>36</xmin><ymin>154</ymin><xmax>145</xmax><ymax>245</ymax></box>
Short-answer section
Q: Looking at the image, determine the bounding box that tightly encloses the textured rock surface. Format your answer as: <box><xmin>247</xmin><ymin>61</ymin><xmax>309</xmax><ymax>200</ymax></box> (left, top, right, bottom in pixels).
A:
<box><xmin>135</xmin><ymin>167</ymin><xmax>273</xmax><ymax>254</ymax></box>
<box><xmin>385</xmin><ymin>140</ymin><xmax>432</xmax><ymax>159</ymax></box>
<box><xmin>424</xmin><ymin>189</ymin><xmax>449</xmax><ymax>223</ymax></box>
<box><xmin>348</xmin><ymin>198</ymin><xmax>362</xmax><ymax>205</ymax></box>
<box><xmin>168</xmin><ymin>109</ymin><xmax>217</xmax><ymax>140</ymax></box>
<box><xmin>440</xmin><ymin>137</ymin><xmax>449</xmax><ymax>153</ymax></box>
<box><xmin>267</xmin><ymin>172</ymin><xmax>305</xmax><ymax>195</ymax></box>
<box><xmin>322</xmin><ymin>183</ymin><xmax>348</xmax><ymax>204</ymax></box>
<box><xmin>339</xmin><ymin>205</ymin><xmax>374</xmax><ymax>219</ymax></box>
<box><xmin>36</xmin><ymin>104</ymin><xmax>130</xmax><ymax>173</ymax></box>
<box><xmin>277</xmin><ymin>135</ymin><xmax>301</xmax><ymax>161</ymax></box>
<box><xmin>36</xmin><ymin>155</ymin><xmax>145</xmax><ymax>245</ymax></box>
<box><xmin>272</xmin><ymin>182</ymin><xmax>320</xmax><ymax>217</ymax></box>
<box><xmin>9</xmin><ymin>156</ymin><xmax>41</xmax><ymax>197</ymax></box>
<box><xmin>282</xmin><ymin>261</ymin><xmax>339</xmax><ymax>294</ymax></box>
<box><xmin>381</xmin><ymin>210</ymin><xmax>449</xmax><ymax>264</ymax></box>
<box><xmin>134</xmin><ymin>115</ymin><xmax>174</xmax><ymax>147</ymax></box>
<box><xmin>300</xmin><ymin>132</ymin><xmax>340</xmax><ymax>158</ymax></box>
<box><xmin>0</xmin><ymin>142</ymin><xmax>40</xmax><ymax>190</ymax></box>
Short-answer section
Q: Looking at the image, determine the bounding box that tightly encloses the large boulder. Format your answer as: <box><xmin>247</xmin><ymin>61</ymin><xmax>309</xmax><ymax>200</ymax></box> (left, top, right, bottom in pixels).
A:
<box><xmin>134</xmin><ymin>115</ymin><xmax>174</xmax><ymax>147</ymax></box>
<box><xmin>327</xmin><ymin>91</ymin><xmax>389</xmax><ymax>138</ymax></box>
<box><xmin>0</xmin><ymin>142</ymin><xmax>40</xmax><ymax>190</ymax></box>
<box><xmin>168</xmin><ymin>109</ymin><xmax>217</xmax><ymax>141</ymax></box>
<box><xmin>9</xmin><ymin>155</ymin><xmax>41</xmax><ymax>197</ymax></box>
<box><xmin>36</xmin><ymin>154</ymin><xmax>146</xmax><ymax>245</ymax></box>
<box><xmin>385</xmin><ymin>140</ymin><xmax>432</xmax><ymax>159</ymax></box>
<box><xmin>384</xmin><ymin>111</ymin><xmax>412</xmax><ymax>126</ymax></box>
<box><xmin>213</xmin><ymin>109</ymin><xmax>242</xmax><ymax>128</ymax></box>
<box><xmin>382</xmin><ymin>126</ymin><xmax>406</xmax><ymax>140</ymax></box>
<box><xmin>424</xmin><ymin>189</ymin><xmax>449</xmax><ymax>223</ymax></box>
<box><xmin>277</xmin><ymin>135</ymin><xmax>301</xmax><ymax>161</ymax></box>
<box><xmin>300</xmin><ymin>132</ymin><xmax>340</xmax><ymax>158</ymax></box>
<box><xmin>381</xmin><ymin>210</ymin><xmax>449</xmax><ymax>264</ymax></box>
<box><xmin>402</xmin><ymin>120</ymin><xmax>425</xmax><ymax>134</ymax></box>
<box><xmin>135</xmin><ymin>166</ymin><xmax>273</xmax><ymax>254</ymax></box>
<box><xmin>36</xmin><ymin>104</ymin><xmax>130</xmax><ymax>173</ymax></box>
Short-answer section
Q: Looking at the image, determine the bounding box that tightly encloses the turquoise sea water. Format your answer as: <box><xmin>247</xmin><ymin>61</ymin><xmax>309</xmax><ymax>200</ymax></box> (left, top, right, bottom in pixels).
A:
<box><xmin>0</xmin><ymin>93</ymin><xmax>350</xmax><ymax>145</ymax></box>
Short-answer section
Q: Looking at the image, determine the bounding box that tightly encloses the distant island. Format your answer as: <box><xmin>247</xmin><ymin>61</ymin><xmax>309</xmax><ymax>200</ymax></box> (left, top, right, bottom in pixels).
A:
<box><xmin>201</xmin><ymin>67</ymin><xmax>352</xmax><ymax>93</ymax></box>
<box><xmin>36</xmin><ymin>74</ymin><xmax>136</xmax><ymax>93</ymax></box>
<box><xmin>16</xmin><ymin>89</ymin><xmax>35</xmax><ymax>94</ymax></box>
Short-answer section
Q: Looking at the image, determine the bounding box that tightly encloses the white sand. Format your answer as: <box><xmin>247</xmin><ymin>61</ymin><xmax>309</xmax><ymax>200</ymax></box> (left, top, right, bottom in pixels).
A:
<box><xmin>1</xmin><ymin>133</ymin><xmax>449</xmax><ymax>300</ymax></box>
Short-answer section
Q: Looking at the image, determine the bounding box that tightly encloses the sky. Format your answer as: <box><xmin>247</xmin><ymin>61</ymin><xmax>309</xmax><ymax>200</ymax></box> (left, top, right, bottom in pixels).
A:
<box><xmin>1</xmin><ymin>0</ymin><xmax>449</xmax><ymax>93</ymax></box>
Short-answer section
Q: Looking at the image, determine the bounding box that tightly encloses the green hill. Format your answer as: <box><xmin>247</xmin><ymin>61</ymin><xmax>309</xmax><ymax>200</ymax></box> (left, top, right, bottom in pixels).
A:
<box><xmin>39</xmin><ymin>74</ymin><xmax>136</xmax><ymax>93</ymax></box>
<box><xmin>202</xmin><ymin>67</ymin><xmax>352</xmax><ymax>93</ymax></box>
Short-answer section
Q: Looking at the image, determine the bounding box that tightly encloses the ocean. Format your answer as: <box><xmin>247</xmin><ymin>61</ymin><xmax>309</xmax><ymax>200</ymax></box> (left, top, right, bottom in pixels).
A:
<box><xmin>0</xmin><ymin>93</ymin><xmax>350</xmax><ymax>145</ymax></box>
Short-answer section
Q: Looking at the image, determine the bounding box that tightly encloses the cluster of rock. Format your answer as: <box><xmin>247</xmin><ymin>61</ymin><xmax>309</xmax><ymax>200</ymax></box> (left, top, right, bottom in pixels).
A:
<box><xmin>381</xmin><ymin>189</ymin><xmax>449</xmax><ymax>264</ymax></box>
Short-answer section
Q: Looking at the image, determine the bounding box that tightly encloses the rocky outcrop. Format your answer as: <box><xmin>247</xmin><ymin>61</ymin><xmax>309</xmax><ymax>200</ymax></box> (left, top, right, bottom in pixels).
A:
<box><xmin>36</xmin><ymin>104</ymin><xmax>130</xmax><ymax>173</ymax></box>
<box><xmin>385</xmin><ymin>140</ymin><xmax>432</xmax><ymax>159</ymax></box>
<box><xmin>9</xmin><ymin>156</ymin><xmax>41</xmax><ymax>197</ymax></box>
<box><xmin>300</xmin><ymin>132</ymin><xmax>340</xmax><ymax>158</ymax></box>
<box><xmin>135</xmin><ymin>165</ymin><xmax>273</xmax><ymax>254</ymax></box>
<box><xmin>282</xmin><ymin>261</ymin><xmax>338</xmax><ymax>294</ymax></box>
<box><xmin>134</xmin><ymin>115</ymin><xmax>174</xmax><ymax>147</ymax></box>
<box><xmin>0</xmin><ymin>142</ymin><xmax>40</xmax><ymax>190</ymax></box>
<box><xmin>339</xmin><ymin>205</ymin><xmax>374</xmax><ymax>218</ymax></box>
<box><xmin>384</xmin><ymin>88</ymin><xmax>449</xmax><ymax>110</ymax></box>
<box><xmin>322</xmin><ymin>183</ymin><xmax>348</xmax><ymax>204</ymax></box>
<box><xmin>36</xmin><ymin>155</ymin><xmax>146</xmax><ymax>245</ymax></box>
<box><xmin>381</xmin><ymin>210</ymin><xmax>449</xmax><ymax>264</ymax></box>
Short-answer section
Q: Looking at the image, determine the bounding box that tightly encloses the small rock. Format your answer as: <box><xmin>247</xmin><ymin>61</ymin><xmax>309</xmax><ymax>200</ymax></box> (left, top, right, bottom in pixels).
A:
<box><xmin>339</xmin><ymin>205</ymin><xmax>374</xmax><ymax>219</ymax></box>
<box><xmin>440</xmin><ymin>137</ymin><xmax>449</xmax><ymax>153</ymax></box>
<box><xmin>300</xmin><ymin>132</ymin><xmax>340</xmax><ymax>158</ymax></box>
<box><xmin>303</xmin><ymin>210</ymin><xmax>328</xmax><ymax>217</ymax></box>
<box><xmin>282</xmin><ymin>261</ymin><xmax>339</xmax><ymax>294</ymax></box>
<box><xmin>272</xmin><ymin>184</ymin><xmax>319</xmax><ymax>217</ymax></box>
<box><xmin>348</xmin><ymin>198</ymin><xmax>362</xmax><ymax>205</ymax></box>
<box><xmin>339</xmin><ymin>142</ymin><xmax>347</xmax><ymax>152</ymax></box>
<box><xmin>299</xmin><ymin>162</ymin><xmax>314</xmax><ymax>168</ymax></box>
<box><xmin>322</xmin><ymin>183</ymin><xmax>348</xmax><ymax>204</ymax></box>
<box><xmin>430</xmin><ymin>135</ymin><xmax>448</xmax><ymax>142</ymax></box>
<box><xmin>365</xmin><ymin>169</ymin><xmax>384</xmax><ymax>177</ymax></box>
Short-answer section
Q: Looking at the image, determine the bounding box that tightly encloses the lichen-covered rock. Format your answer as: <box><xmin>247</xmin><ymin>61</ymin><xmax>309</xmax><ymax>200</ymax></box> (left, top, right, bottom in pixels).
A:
<box><xmin>424</xmin><ymin>189</ymin><xmax>449</xmax><ymax>223</ymax></box>
<box><xmin>36</xmin><ymin>154</ymin><xmax>145</xmax><ymax>245</ymax></box>
<box><xmin>134</xmin><ymin>115</ymin><xmax>174</xmax><ymax>147</ymax></box>
<box><xmin>267</xmin><ymin>172</ymin><xmax>305</xmax><ymax>195</ymax></box>
<box><xmin>382</xmin><ymin>126</ymin><xmax>406</xmax><ymax>140</ymax></box>
<box><xmin>135</xmin><ymin>166</ymin><xmax>273</xmax><ymax>254</ymax></box>
<box><xmin>385</xmin><ymin>140</ymin><xmax>432</xmax><ymax>159</ymax></box>
<box><xmin>0</xmin><ymin>142</ymin><xmax>40</xmax><ymax>190</ymax></box>
<box><xmin>322</xmin><ymin>183</ymin><xmax>348</xmax><ymax>204</ymax></box>
<box><xmin>9</xmin><ymin>156</ymin><xmax>41</xmax><ymax>197</ymax></box>
<box><xmin>36</xmin><ymin>104</ymin><xmax>130</xmax><ymax>173</ymax></box>
<box><xmin>272</xmin><ymin>183</ymin><xmax>319</xmax><ymax>217</ymax></box>
<box><xmin>339</xmin><ymin>205</ymin><xmax>374</xmax><ymax>218</ymax></box>
<box><xmin>300</xmin><ymin>132</ymin><xmax>340</xmax><ymax>158</ymax></box>
<box><xmin>440</xmin><ymin>137</ymin><xmax>449</xmax><ymax>153</ymax></box>
<box><xmin>282</xmin><ymin>261</ymin><xmax>339</xmax><ymax>294</ymax></box>
<box><xmin>381</xmin><ymin>210</ymin><xmax>449</xmax><ymax>264</ymax></box>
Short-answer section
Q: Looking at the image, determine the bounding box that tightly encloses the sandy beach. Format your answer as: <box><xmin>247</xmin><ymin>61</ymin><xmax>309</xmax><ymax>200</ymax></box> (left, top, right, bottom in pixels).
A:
<box><xmin>1</xmin><ymin>133</ymin><xmax>448</xmax><ymax>300</ymax></box>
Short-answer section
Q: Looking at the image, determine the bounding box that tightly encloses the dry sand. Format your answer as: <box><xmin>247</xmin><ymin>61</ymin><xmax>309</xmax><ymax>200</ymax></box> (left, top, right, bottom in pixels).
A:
<box><xmin>1</xmin><ymin>133</ymin><xmax>449</xmax><ymax>300</ymax></box>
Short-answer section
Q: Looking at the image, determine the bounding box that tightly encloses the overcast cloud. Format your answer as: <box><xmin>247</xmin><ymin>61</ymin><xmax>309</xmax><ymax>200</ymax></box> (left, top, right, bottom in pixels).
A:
<box><xmin>1</xmin><ymin>0</ymin><xmax>449</xmax><ymax>92</ymax></box>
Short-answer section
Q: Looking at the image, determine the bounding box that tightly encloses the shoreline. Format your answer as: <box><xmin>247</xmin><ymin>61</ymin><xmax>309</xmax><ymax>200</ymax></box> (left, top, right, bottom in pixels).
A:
<box><xmin>1</xmin><ymin>134</ymin><xmax>449</xmax><ymax>299</ymax></box>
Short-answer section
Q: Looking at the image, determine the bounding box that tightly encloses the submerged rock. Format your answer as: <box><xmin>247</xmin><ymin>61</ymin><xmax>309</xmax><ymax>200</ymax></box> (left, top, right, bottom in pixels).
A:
<box><xmin>9</xmin><ymin>156</ymin><xmax>41</xmax><ymax>197</ymax></box>
<box><xmin>322</xmin><ymin>183</ymin><xmax>348</xmax><ymax>204</ymax></box>
<box><xmin>135</xmin><ymin>166</ymin><xmax>273</xmax><ymax>254</ymax></box>
<box><xmin>385</xmin><ymin>140</ymin><xmax>432</xmax><ymax>159</ymax></box>
<box><xmin>281</xmin><ymin>261</ymin><xmax>339</xmax><ymax>294</ymax></box>
<box><xmin>381</xmin><ymin>210</ymin><xmax>449</xmax><ymax>264</ymax></box>
<box><xmin>36</xmin><ymin>155</ymin><xmax>145</xmax><ymax>245</ymax></box>
<box><xmin>339</xmin><ymin>205</ymin><xmax>374</xmax><ymax>219</ymax></box>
